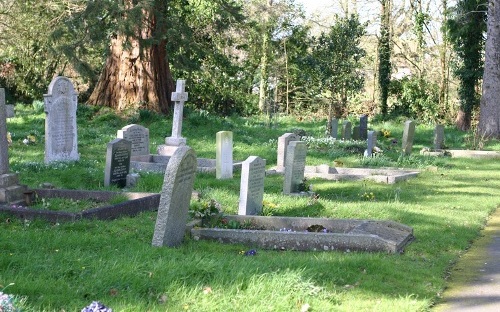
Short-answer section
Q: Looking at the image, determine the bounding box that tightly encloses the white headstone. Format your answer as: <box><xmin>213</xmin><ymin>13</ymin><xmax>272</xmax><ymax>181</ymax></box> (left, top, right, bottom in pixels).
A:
<box><xmin>216</xmin><ymin>131</ymin><xmax>233</xmax><ymax>179</ymax></box>
<box><xmin>43</xmin><ymin>76</ymin><xmax>79</xmax><ymax>163</ymax></box>
<box><xmin>364</xmin><ymin>131</ymin><xmax>378</xmax><ymax>157</ymax></box>
<box><xmin>117</xmin><ymin>124</ymin><xmax>150</xmax><ymax>158</ymax></box>
<box><xmin>283</xmin><ymin>141</ymin><xmax>307</xmax><ymax>195</ymax></box>
<box><xmin>238</xmin><ymin>156</ymin><xmax>266</xmax><ymax>215</ymax></box>
<box><xmin>276</xmin><ymin>133</ymin><xmax>300</xmax><ymax>172</ymax></box>
<box><xmin>165</xmin><ymin>80</ymin><xmax>188</xmax><ymax>146</ymax></box>
<box><xmin>402</xmin><ymin>120</ymin><xmax>416</xmax><ymax>155</ymax></box>
<box><xmin>152</xmin><ymin>146</ymin><xmax>197</xmax><ymax>247</ymax></box>
<box><xmin>104</xmin><ymin>138</ymin><xmax>132</xmax><ymax>188</ymax></box>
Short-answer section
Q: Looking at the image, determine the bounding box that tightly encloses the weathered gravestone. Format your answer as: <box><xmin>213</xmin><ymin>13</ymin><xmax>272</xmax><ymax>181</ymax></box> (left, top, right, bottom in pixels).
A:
<box><xmin>117</xmin><ymin>124</ymin><xmax>150</xmax><ymax>161</ymax></box>
<box><xmin>43</xmin><ymin>76</ymin><xmax>79</xmax><ymax>163</ymax></box>
<box><xmin>152</xmin><ymin>146</ymin><xmax>197</xmax><ymax>247</ymax></box>
<box><xmin>276</xmin><ymin>133</ymin><xmax>300</xmax><ymax>172</ymax></box>
<box><xmin>104</xmin><ymin>138</ymin><xmax>132</xmax><ymax>188</ymax></box>
<box><xmin>330</xmin><ymin>118</ymin><xmax>338</xmax><ymax>139</ymax></box>
<box><xmin>238</xmin><ymin>156</ymin><xmax>266</xmax><ymax>215</ymax></box>
<box><xmin>342</xmin><ymin>121</ymin><xmax>352</xmax><ymax>140</ymax></box>
<box><xmin>283</xmin><ymin>141</ymin><xmax>307</xmax><ymax>195</ymax></box>
<box><xmin>216</xmin><ymin>131</ymin><xmax>233</xmax><ymax>179</ymax></box>
<box><xmin>352</xmin><ymin>126</ymin><xmax>360</xmax><ymax>140</ymax></box>
<box><xmin>158</xmin><ymin>80</ymin><xmax>188</xmax><ymax>156</ymax></box>
<box><xmin>364</xmin><ymin>131</ymin><xmax>378</xmax><ymax>157</ymax></box>
<box><xmin>402</xmin><ymin>120</ymin><xmax>416</xmax><ymax>155</ymax></box>
<box><xmin>0</xmin><ymin>88</ymin><xmax>26</xmax><ymax>203</ymax></box>
<box><xmin>359</xmin><ymin>114</ymin><xmax>368</xmax><ymax>140</ymax></box>
<box><xmin>434</xmin><ymin>124</ymin><xmax>445</xmax><ymax>150</ymax></box>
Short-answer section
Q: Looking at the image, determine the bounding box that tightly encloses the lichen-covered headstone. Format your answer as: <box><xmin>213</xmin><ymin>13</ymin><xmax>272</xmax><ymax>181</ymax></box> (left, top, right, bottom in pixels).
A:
<box><xmin>238</xmin><ymin>156</ymin><xmax>266</xmax><ymax>215</ymax></box>
<box><xmin>276</xmin><ymin>133</ymin><xmax>300</xmax><ymax>172</ymax></box>
<box><xmin>43</xmin><ymin>76</ymin><xmax>79</xmax><ymax>163</ymax></box>
<box><xmin>402</xmin><ymin>120</ymin><xmax>416</xmax><ymax>155</ymax></box>
<box><xmin>283</xmin><ymin>141</ymin><xmax>307</xmax><ymax>195</ymax></box>
<box><xmin>152</xmin><ymin>146</ymin><xmax>197</xmax><ymax>247</ymax></box>
<box><xmin>104</xmin><ymin>138</ymin><xmax>132</xmax><ymax>188</ymax></box>
<box><xmin>117</xmin><ymin>124</ymin><xmax>150</xmax><ymax>160</ymax></box>
<box><xmin>216</xmin><ymin>131</ymin><xmax>233</xmax><ymax>179</ymax></box>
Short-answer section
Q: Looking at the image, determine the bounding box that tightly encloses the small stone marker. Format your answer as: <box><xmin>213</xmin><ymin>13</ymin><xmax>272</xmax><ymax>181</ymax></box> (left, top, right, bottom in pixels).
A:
<box><xmin>6</xmin><ymin>105</ymin><xmax>14</xmax><ymax>118</ymax></box>
<box><xmin>342</xmin><ymin>121</ymin><xmax>352</xmax><ymax>140</ymax></box>
<box><xmin>330</xmin><ymin>118</ymin><xmax>338</xmax><ymax>139</ymax></box>
<box><xmin>434</xmin><ymin>124</ymin><xmax>445</xmax><ymax>150</ymax></box>
<box><xmin>276</xmin><ymin>133</ymin><xmax>300</xmax><ymax>172</ymax></box>
<box><xmin>364</xmin><ymin>131</ymin><xmax>377</xmax><ymax>157</ymax></box>
<box><xmin>352</xmin><ymin>126</ymin><xmax>360</xmax><ymax>140</ymax></box>
<box><xmin>152</xmin><ymin>146</ymin><xmax>197</xmax><ymax>247</ymax></box>
<box><xmin>104</xmin><ymin>138</ymin><xmax>132</xmax><ymax>188</ymax></box>
<box><xmin>283</xmin><ymin>141</ymin><xmax>307</xmax><ymax>195</ymax></box>
<box><xmin>238</xmin><ymin>156</ymin><xmax>266</xmax><ymax>215</ymax></box>
<box><xmin>402</xmin><ymin>120</ymin><xmax>416</xmax><ymax>155</ymax></box>
<box><xmin>216</xmin><ymin>131</ymin><xmax>233</xmax><ymax>179</ymax></box>
<box><xmin>117</xmin><ymin>124</ymin><xmax>150</xmax><ymax>160</ymax></box>
<box><xmin>359</xmin><ymin>114</ymin><xmax>368</xmax><ymax>140</ymax></box>
<box><xmin>43</xmin><ymin>76</ymin><xmax>79</xmax><ymax>163</ymax></box>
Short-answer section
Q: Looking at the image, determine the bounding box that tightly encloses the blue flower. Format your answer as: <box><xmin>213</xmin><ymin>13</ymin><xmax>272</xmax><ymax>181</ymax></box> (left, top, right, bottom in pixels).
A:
<box><xmin>244</xmin><ymin>249</ymin><xmax>257</xmax><ymax>256</ymax></box>
<box><xmin>81</xmin><ymin>301</ymin><xmax>112</xmax><ymax>312</ymax></box>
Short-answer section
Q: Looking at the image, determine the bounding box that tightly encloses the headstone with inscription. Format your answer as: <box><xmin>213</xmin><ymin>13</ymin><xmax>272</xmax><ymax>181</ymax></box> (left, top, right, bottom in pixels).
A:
<box><xmin>359</xmin><ymin>115</ymin><xmax>368</xmax><ymax>140</ymax></box>
<box><xmin>276</xmin><ymin>133</ymin><xmax>300</xmax><ymax>172</ymax></box>
<box><xmin>283</xmin><ymin>141</ymin><xmax>307</xmax><ymax>195</ymax></box>
<box><xmin>216</xmin><ymin>131</ymin><xmax>233</xmax><ymax>179</ymax></box>
<box><xmin>364</xmin><ymin>131</ymin><xmax>378</xmax><ymax>157</ymax></box>
<box><xmin>117</xmin><ymin>124</ymin><xmax>150</xmax><ymax>161</ymax></box>
<box><xmin>434</xmin><ymin>124</ymin><xmax>445</xmax><ymax>150</ymax></box>
<box><xmin>238</xmin><ymin>156</ymin><xmax>266</xmax><ymax>215</ymax></box>
<box><xmin>330</xmin><ymin>118</ymin><xmax>338</xmax><ymax>139</ymax></box>
<box><xmin>158</xmin><ymin>80</ymin><xmax>188</xmax><ymax>156</ymax></box>
<box><xmin>43</xmin><ymin>76</ymin><xmax>79</xmax><ymax>163</ymax></box>
<box><xmin>152</xmin><ymin>146</ymin><xmax>197</xmax><ymax>247</ymax></box>
<box><xmin>342</xmin><ymin>121</ymin><xmax>352</xmax><ymax>140</ymax></box>
<box><xmin>402</xmin><ymin>120</ymin><xmax>416</xmax><ymax>155</ymax></box>
<box><xmin>104</xmin><ymin>138</ymin><xmax>132</xmax><ymax>188</ymax></box>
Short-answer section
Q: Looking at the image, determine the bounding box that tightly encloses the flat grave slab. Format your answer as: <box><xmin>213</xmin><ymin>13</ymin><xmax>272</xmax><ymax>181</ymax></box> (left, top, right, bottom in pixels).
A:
<box><xmin>0</xmin><ymin>189</ymin><xmax>160</xmax><ymax>222</ymax></box>
<box><xmin>191</xmin><ymin>215</ymin><xmax>414</xmax><ymax>253</ymax></box>
<box><xmin>445</xmin><ymin>149</ymin><xmax>500</xmax><ymax>159</ymax></box>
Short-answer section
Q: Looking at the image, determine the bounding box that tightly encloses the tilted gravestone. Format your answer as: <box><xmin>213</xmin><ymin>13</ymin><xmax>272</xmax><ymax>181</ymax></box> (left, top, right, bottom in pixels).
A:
<box><xmin>352</xmin><ymin>126</ymin><xmax>360</xmax><ymax>140</ymax></box>
<box><xmin>342</xmin><ymin>121</ymin><xmax>352</xmax><ymax>140</ymax></box>
<box><xmin>104</xmin><ymin>138</ymin><xmax>132</xmax><ymax>188</ymax></box>
<box><xmin>43</xmin><ymin>76</ymin><xmax>79</xmax><ymax>163</ymax></box>
<box><xmin>283</xmin><ymin>141</ymin><xmax>307</xmax><ymax>195</ymax></box>
<box><xmin>364</xmin><ymin>130</ymin><xmax>378</xmax><ymax>157</ymax></box>
<box><xmin>216</xmin><ymin>131</ymin><xmax>233</xmax><ymax>179</ymax></box>
<box><xmin>152</xmin><ymin>146</ymin><xmax>197</xmax><ymax>247</ymax></box>
<box><xmin>359</xmin><ymin>114</ymin><xmax>368</xmax><ymax>140</ymax></box>
<box><xmin>117</xmin><ymin>124</ymin><xmax>150</xmax><ymax>161</ymax></box>
<box><xmin>434</xmin><ymin>124</ymin><xmax>445</xmax><ymax>150</ymax></box>
<box><xmin>238</xmin><ymin>156</ymin><xmax>266</xmax><ymax>215</ymax></box>
<box><xmin>330</xmin><ymin>118</ymin><xmax>338</xmax><ymax>139</ymax></box>
<box><xmin>276</xmin><ymin>133</ymin><xmax>300</xmax><ymax>172</ymax></box>
<box><xmin>402</xmin><ymin>120</ymin><xmax>416</xmax><ymax>155</ymax></box>
<box><xmin>158</xmin><ymin>80</ymin><xmax>188</xmax><ymax>156</ymax></box>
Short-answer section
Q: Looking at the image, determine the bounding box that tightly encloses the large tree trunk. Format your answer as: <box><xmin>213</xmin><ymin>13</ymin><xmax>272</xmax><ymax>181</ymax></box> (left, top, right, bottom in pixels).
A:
<box><xmin>478</xmin><ymin>0</ymin><xmax>500</xmax><ymax>138</ymax></box>
<box><xmin>88</xmin><ymin>5</ymin><xmax>174</xmax><ymax>114</ymax></box>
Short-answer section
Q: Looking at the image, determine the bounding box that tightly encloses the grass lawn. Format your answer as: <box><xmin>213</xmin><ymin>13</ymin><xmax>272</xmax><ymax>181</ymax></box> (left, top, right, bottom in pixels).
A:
<box><xmin>1</xmin><ymin>105</ymin><xmax>499</xmax><ymax>311</ymax></box>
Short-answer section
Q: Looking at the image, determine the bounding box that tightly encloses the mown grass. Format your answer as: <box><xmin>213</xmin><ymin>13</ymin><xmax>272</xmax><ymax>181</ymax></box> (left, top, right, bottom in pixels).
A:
<box><xmin>1</xmin><ymin>104</ymin><xmax>499</xmax><ymax>311</ymax></box>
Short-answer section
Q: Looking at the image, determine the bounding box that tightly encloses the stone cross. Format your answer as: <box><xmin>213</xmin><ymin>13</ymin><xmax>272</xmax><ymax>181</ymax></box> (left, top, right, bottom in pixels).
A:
<box><xmin>238</xmin><ymin>156</ymin><xmax>266</xmax><ymax>215</ymax></box>
<box><xmin>165</xmin><ymin>80</ymin><xmax>188</xmax><ymax>146</ymax></box>
<box><xmin>216</xmin><ymin>131</ymin><xmax>233</xmax><ymax>179</ymax></box>
<box><xmin>402</xmin><ymin>120</ymin><xmax>416</xmax><ymax>155</ymax></box>
<box><xmin>0</xmin><ymin>89</ymin><xmax>9</xmax><ymax>174</ymax></box>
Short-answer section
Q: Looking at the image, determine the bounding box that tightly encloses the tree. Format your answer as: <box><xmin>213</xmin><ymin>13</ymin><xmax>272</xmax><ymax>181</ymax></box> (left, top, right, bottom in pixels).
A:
<box><xmin>478</xmin><ymin>0</ymin><xmax>500</xmax><ymax>138</ymax></box>
<box><xmin>378</xmin><ymin>0</ymin><xmax>392</xmax><ymax>117</ymax></box>
<box><xmin>445</xmin><ymin>0</ymin><xmax>487</xmax><ymax>130</ymax></box>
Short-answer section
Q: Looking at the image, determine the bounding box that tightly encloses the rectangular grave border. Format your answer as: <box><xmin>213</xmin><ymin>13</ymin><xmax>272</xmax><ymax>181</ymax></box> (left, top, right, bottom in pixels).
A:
<box><xmin>0</xmin><ymin>189</ymin><xmax>160</xmax><ymax>222</ymax></box>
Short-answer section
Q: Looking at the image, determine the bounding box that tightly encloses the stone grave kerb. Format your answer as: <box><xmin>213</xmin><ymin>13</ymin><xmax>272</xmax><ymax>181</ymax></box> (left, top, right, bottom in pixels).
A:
<box><xmin>152</xmin><ymin>146</ymin><xmax>197</xmax><ymax>247</ymax></box>
<box><xmin>238</xmin><ymin>156</ymin><xmax>266</xmax><ymax>215</ymax></box>
<box><xmin>43</xmin><ymin>76</ymin><xmax>79</xmax><ymax>163</ymax></box>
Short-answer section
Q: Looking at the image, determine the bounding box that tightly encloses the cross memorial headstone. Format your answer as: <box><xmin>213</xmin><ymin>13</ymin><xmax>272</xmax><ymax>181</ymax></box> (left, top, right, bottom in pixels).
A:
<box><xmin>342</xmin><ymin>121</ymin><xmax>352</xmax><ymax>140</ymax></box>
<box><xmin>402</xmin><ymin>120</ymin><xmax>416</xmax><ymax>155</ymax></box>
<box><xmin>434</xmin><ymin>124</ymin><xmax>445</xmax><ymax>150</ymax></box>
<box><xmin>117</xmin><ymin>124</ymin><xmax>150</xmax><ymax>161</ymax></box>
<box><xmin>152</xmin><ymin>146</ymin><xmax>197</xmax><ymax>247</ymax></box>
<box><xmin>216</xmin><ymin>131</ymin><xmax>233</xmax><ymax>179</ymax></box>
<box><xmin>283</xmin><ymin>141</ymin><xmax>307</xmax><ymax>195</ymax></box>
<box><xmin>238</xmin><ymin>156</ymin><xmax>266</xmax><ymax>215</ymax></box>
<box><xmin>43</xmin><ymin>76</ymin><xmax>79</xmax><ymax>163</ymax></box>
<box><xmin>104</xmin><ymin>138</ymin><xmax>132</xmax><ymax>188</ymax></box>
<box><xmin>276</xmin><ymin>133</ymin><xmax>300</xmax><ymax>172</ymax></box>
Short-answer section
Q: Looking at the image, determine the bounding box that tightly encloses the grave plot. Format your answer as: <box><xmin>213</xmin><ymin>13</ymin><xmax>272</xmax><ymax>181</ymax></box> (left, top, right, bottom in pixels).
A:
<box><xmin>302</xmin><ymin>165</ymin><xmax>419</xmax><ymax>184</ymax></box>
<box><xmin>190</xmin><ymin>215</ymin><xmax>414</xmax><ymax>253</ymax></box>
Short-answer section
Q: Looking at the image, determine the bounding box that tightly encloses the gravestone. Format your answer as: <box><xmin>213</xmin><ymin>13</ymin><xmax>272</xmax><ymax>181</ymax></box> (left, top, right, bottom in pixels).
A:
<box><xmin>283</xmin><ymin>141</ymin><xmax>307</xmax><ymax>195</ymax></box>
<box><xmin>152</xmin><ymin>146</ymin><xmax>197</xmax><ymax>247</ymax></box>
<box><xmin>6</xmin><ymin>105</ymin><xmax>14</xmax><ymax>118</ymax></box>
<box><xmin>364</xmin><ymin>131</ymin><xmax>378</xmax><ymax>157</ymax></box>
<box><xmin>276</xmin><ymin>133</ymin><xmax>300</xmax><ymax>172</ymax></box>
<box><xmin>117</xmin><ymin>124</ymin><xmax>150</xmax><ymax>161</ymax></box>
<box><xmin>104</xmin><ymin>138</ymin><xmax>132</xmax><ymax>188</ymax></box>
<box><xmin>43</xmin><ymin>76</ymin><xmax>79</xmax><ymax>163</ymax></box>
<box><xmin>352</xmin><ymin>126</ymin><xmax>360</xmax><ymax>140</ymax></box>
<box><xmin>359</xmin><ymin>115</ymin><xmax>368</xmax><ymax>140</ymax></box>
<box><xmin>0</xmin><ymin>88</ymin><xmax>26</xmax><ymax>203</ymax></box>
<box><xmin>402</xmin><ymin>120</ymin><xmax>416</xmax><ymax>155</ymax></box>
<box><xmin>342</xmin><ymin>121</ymin><xmax>352</xmax><ymax>140</ymax></box>
<box><xmin>434</xmin><ymin>124</ymin><xmax>445</xmax><ymax>150</ymax></box>
<box><xmin>238</xmin><ymin>156</ymin><xmax>266</xmax><ymax>215</ymax></box>
<box><xmin>158</xmin><ymin>80</ymin><xmax>188</xmax><ymax>156</ymax></box>
<box><xmin>330</xmin><ymin>118</ymin><xmax>338</xmax><ymax>139</ymax></box>
<box><xmin>216</xmin><ymin>131</ymin><xmax>233</xmax><ymax>179</ymax></box>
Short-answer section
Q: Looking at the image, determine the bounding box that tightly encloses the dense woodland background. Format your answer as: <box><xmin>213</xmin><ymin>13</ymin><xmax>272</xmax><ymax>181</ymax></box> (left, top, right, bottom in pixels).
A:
<box><xmin>0</xmin><ymin>0</ymin><xmax>499</xmax><ymax>138</ymax></box>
